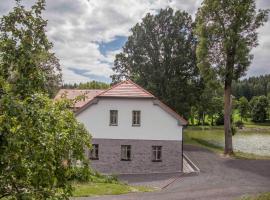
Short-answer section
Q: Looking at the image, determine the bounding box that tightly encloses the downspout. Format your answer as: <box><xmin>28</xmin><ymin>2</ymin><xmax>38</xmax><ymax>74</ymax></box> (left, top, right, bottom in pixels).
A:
<box><xmin>182</xmin><ymin>125</ymin><xmax>184</xmax><ymax>172</ymax></box>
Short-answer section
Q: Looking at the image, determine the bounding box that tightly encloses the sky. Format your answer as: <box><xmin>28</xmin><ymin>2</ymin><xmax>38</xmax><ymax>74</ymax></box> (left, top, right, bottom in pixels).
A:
<box><xmin>0</xmin><ymin>0</ymin><xmax>269</xmax><ymax>84</ymax></box>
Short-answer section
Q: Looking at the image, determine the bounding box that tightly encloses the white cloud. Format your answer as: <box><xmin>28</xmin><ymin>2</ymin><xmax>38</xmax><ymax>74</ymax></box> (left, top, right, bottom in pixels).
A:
<box><xmin>0</xmin><ymin>0</ymin><xmax>269</xmax><ymax>83</ymax></box>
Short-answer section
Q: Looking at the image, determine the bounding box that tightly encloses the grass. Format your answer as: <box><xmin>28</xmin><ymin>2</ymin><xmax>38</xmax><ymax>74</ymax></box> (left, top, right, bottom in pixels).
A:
<box><xmin>237</xmin><ymin>192</ymin><xmax>270</xmax><ymax>200</ymax></box>
<box><xmin>184</xmin><ymin>125</ymin><xmax>270</xmax><ymax>160</ymax></box>
<box><xmin>72</xmin><ymin>182</ymin><xmax>156</xmax><ymax>197</ymax></box>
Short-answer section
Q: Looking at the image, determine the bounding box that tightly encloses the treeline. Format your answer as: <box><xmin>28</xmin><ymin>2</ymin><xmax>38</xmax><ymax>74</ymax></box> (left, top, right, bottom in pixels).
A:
<box><xmin>62</xmin><ymin>81</ymin><xmax>110</xmax><ymax>89</ymax></box>
<box><xmin>190</xmin><ymin>74</ymin><xmax>270</xmax><ymax>125</ymax></box>
<box><xmin>232</xmin><ymin>74</ymin><xmax>270</xmax><ymax>100</ymax></box>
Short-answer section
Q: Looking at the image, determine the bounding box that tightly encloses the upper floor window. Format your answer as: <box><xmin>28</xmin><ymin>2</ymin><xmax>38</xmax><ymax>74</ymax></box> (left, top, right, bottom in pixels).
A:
<box><xmin>152</xmin><ymin>146</ymin><xmax>162</xmax><ymax>162</ymax></box>
<box><xmin>89</xmin><ymin>144</ymin><xmax>99</xmax><ymax>160</ymax></box>
<box><xmin>132</xmin><ymin>110</ymin><xmax>141</xmax><ymax>126</ymax></box>
<box><xmin>110</xmin><ymin>110</ymin><xmax>118</xmax><ymax>126</ymax></box>
<box><xmin>121</xmin><ymin>145</ymin><xmax>131</xmax><ymax>161</ymax></box>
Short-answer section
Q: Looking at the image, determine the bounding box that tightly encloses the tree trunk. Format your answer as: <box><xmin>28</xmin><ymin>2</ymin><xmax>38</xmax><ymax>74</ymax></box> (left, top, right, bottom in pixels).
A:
<box><xmin>224</xmin><ymin>81</ymin><xmax>233</xmax><ymax>155</ymax></box>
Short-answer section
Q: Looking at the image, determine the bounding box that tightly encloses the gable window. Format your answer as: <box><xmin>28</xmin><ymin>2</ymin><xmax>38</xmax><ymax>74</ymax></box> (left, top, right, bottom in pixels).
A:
<box><xmin>89</xmin><ymin>144</ymin><xmax>99</xmax><ymax>160</ymax></box>
<box><xmin>152</xmin><ymin>146</ymin><xmax>162</xmax><ymax>162</ymax></box>
<box><xmin>110</xmin><ymin>110</ymin><xmax>118</xmax><ymax>126</ymax></box>
<box><xmin>132</xmin><ymin>110</ymin><xmax>141</xmax><ymax>126</ymax></box>
<box><xmin>121</xmin><ymin>145</ymin><xmax>131</xmax><ymax>161</ymax></box>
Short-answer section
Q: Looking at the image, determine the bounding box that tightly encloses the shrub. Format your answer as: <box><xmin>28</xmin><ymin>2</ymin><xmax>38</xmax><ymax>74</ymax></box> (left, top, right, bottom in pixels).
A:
<box><xmin>216</xmin><ymin>112</ymin><xmax>224</xmax><ymax>125</ymax></box>
<box><xmin>69</xmin><ymin>166</ymin><xmax>118</xmax><ymax>184</ymax></box>
<box><xmin>235</xmin><ymin>120</ymin><xmax>244</xmax><ymax>129</ymax></box>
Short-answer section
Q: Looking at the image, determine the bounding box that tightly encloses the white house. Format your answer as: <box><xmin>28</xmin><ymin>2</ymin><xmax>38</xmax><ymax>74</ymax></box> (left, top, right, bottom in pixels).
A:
<box><xmin>55</xmin><ymin>80</ymin><xmax>187</xmax><ymax>174</ymax></box>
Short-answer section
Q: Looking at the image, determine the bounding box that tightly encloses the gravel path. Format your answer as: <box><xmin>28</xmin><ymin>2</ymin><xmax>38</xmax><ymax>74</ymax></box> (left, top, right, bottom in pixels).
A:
<box><xmin>72</xmin><ymin>145</ymin><xmax>270</xmax><ymax>200</ymax></box>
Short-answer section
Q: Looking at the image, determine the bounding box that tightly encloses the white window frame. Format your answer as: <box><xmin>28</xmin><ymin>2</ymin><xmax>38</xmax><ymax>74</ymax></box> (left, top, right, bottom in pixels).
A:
<box><xmin>132</xmin><ymin>110</ymin><xmax>141</xmax><ymax>126</ymax></box>
<box><xmin>110</xmin><ymin>110</ymin><xmax>118</xmax><ymax>126</ymax></box>
<box><xmin>152</xmin><ymin>146</ymin><xmax>162</xmax><ymax>162</ymax></box>
<box><xmin>121</xmin><ymin>145</ymin><xmax>131</xmax><ymax>161</ymax></box>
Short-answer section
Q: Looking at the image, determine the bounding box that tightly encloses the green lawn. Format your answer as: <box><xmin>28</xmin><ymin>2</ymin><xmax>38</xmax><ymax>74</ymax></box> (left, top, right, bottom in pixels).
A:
<box><xmin>72</xmin><ymin>182</ymin><xmax>156</xmax><ymax>197</ymax></box>
<box><xmin>237</xmin><ymin>192</ymin><xmax>270</xmax><ymax>200</ymax></box>
<box><xmin>184</xmin><ymin>125</ymin><xmax>270</xmax><ymax>160</ymax></box>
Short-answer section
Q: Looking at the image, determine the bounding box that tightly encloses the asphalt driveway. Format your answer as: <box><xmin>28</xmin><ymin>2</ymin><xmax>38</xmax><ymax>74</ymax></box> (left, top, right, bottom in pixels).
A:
<box><xmin>73</xmin><ymin>145</ymin><xmax>270</xmax><ymax>200</ymax></box>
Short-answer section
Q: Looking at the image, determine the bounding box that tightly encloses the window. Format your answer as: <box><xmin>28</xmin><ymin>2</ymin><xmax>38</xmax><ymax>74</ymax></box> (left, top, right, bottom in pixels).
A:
<box><xmin>152</xmin><ymin>146</ymin><xmax>162</xmax><ymax>162</ymax></box>
<box><xmin>121</xmin><ymin>145</ymin><xmax>131</xmax><ymax>161</ymax></box>
<box><xmin>89</xmin><ymin>144</ymin><xmax>99</xmax><ymax>160</ymax></box>
<box><xmin>110</xmin><ymin>110</ymin><xmax>118</xmax><ymax>126</ymax></box>
<box><xmin>132</xmin><ymin>110</ymin><xmax>141</xmax><ymax>126</ymax></box>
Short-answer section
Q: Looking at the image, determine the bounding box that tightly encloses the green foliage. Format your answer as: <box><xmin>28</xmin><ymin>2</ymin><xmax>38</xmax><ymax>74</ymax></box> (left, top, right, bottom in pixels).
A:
<box><xmin>250</xmin><ymin>95</ymin><xmax>269</xmax><ymax>122</ymax></box>
<box><xmin>69</xmin><ymin>167</ymin><xmax>118</xmax><ymax>184</ymax></box>
<box><xmin>0</xmin><ymin>0</ymin><xmax>61</xmax><ymax>98</ymax></box>
<box><xmin>232</xmin><ymin>74</ymin><xmax>270</xmax><ymax>100</ymax></box>
<box><xmin>196</xmin><ymin>0</ymin><xmax>269</xmax><ymax>83</ymax></box>
<box><xmin>238</xmin><ymin>96</ymin><xmax>250</xmax><ymax>121</ymax></box>
<box><xmin>111</xmin><ymin>8</ymin><xmax>203</xmax><ymax>118</ymax></box>
<box><xmin>195</xmin><ymin>0</ymin><xmax>269</xmax><ymax>154</ymax></box>
<box><xmin>0</xmin><ymin>93</ymin><xmax>91</xmax><ymax>199</ymax></box>
<box><xmin>235</xmin><ymin>120</ymin><xmax>244</xmax><ymax>129</ymax></box>
<box><xmin>62</xmin><ymin>81</ymin><xmax>109</xmax><ymax>90</ymax></box>
<box><xmin>216</xmin><ymin>112</ymin><xmax>224</xmax><ymax>125</ymax></box>
<box><xmin>0</xmin><ymin>1</ymin><xmax>92</xmax><ymax>199</ymax></box>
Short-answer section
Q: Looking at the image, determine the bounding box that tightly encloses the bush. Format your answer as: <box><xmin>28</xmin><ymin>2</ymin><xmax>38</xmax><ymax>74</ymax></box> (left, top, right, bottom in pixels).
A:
<box><xmin>231</xmin><ymin>125</ymin><xmax>237</xmax><ymax>136</ymax></box>
<box><xmin>235</xmin><ymin>120</ymin><xmax>244</xmax><ymax>129</ymax></box>
<box><xmin>69</xmin><ymin>166</ymin><xmax>118</xmax><ymax>183</ymax></box>
<box><xmin>215</xmin><ymin>112</ymin><xmax>224</xmax><ymax>125</ymax></box>
<box><xmin>69</xmin><ymin>165</ymin><xmax>92</xmax><ymax>182</ymax></box>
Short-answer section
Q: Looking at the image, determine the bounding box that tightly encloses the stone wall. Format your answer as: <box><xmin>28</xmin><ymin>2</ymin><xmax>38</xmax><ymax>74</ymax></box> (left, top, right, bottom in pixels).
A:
<box><xmin>89</xmin><ymin>138</ymin><xmax>182</xmax><ymax>174</ymax></box>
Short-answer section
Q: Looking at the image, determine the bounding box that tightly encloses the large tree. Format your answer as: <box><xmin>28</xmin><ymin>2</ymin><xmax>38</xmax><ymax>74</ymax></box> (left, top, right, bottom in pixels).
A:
<box><xmin>196</xmin><ymin>0</ymin><xmax>269</xmax><ymax>154</ymax></box>
<box><xmin>112</xmin><ymin>8</ymin><xmax>202</xmax><ymax>118</ymax></box>
<box><xmin>0</xmin><ymin>0</ymin><xmax>61</xmax><ymax>98</ymax></box>
<box><xmin>0</xmin><ymin>1</ymin><xmax>91</xmax><ymax>199</ymax></box>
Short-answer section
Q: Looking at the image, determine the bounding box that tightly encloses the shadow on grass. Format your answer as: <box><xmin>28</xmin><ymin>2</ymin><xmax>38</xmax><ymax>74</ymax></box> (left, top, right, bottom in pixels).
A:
<box><xmin>191</xmin><ymin>138</ymin><xmax>223</xmax><ymax>151</ymax></box>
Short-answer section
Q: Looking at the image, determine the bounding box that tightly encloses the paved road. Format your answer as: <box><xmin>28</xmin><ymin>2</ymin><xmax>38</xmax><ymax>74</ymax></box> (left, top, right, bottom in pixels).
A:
<box><xmin>73</xmin><ymin>145</ymin><xmax>270</xmax><ymax>200</ymax></box>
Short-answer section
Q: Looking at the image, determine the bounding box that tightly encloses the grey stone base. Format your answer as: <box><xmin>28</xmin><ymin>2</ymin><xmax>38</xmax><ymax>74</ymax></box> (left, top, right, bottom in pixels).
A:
<box><xmin>90</xmin><ymin>138</ymin><xmax>182</xmax><ymax>174</ymax></box>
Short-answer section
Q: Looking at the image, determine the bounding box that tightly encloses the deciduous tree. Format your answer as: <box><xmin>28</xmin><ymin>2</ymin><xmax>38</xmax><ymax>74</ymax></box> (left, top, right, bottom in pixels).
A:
<box><xmin>0</xmin><ymin>0</ymin><xmax>61</xmax><ymax>98</ymax></box>
<box><xmin>196</xmin><ymin>0</ymin><xmax>269</xmax><ymax>154</ymax></box>
<box><xmin>0</xmin><ymin>1</ymin><xmax>91</xmax><ymax>199</ymax></box>
<box><xmin>112</xmin><ymin>8</ymin><xmax>202</xmax><ymax>118</ymax></box>
<box><xmin>250</xmin><ymin>95</ymin><xmax>269</xmax><ymax>122</ymax></box>
<box><xmin>238</xmin><ymin>96</ymin><xmax>250</xmax><ymax>121</ymax></box>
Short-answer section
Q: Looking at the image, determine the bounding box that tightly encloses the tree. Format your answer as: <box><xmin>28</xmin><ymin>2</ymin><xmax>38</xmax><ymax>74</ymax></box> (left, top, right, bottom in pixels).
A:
<box><xmin>268</xmin><ymin>93</ymin><xmax>270</xmax><ymax>118</ymax></box>
<box><xmin>250</xmin><ymin>95</ymin><xmax>268</xmax><ymax>122</ymax></box>
<box><xmin>0</xmin><ymin>1</ymin><xmax>91</xmax><ymax>199</ymax></box>
<box><xmin>238</xmin><ymin>96</ymin><xmax>249</xmax><ymax>121</ymax></box>
<box><xmin>196</xmin><ymin>0</ymin><xmax>269</xmax><ymax>154</ymax></box>
<box><xmin>62</xmin><ymin>81</ymin><xmax>109</xmax><ymax>90</ymax></box>
<box><xmin>0</xmin><ymin>0</ymin><xmax>61</xmax><ymax>98</ymax></box>
<box><xmin>0</xmin><ymin>94</ymin><xmax>91</xmax><ymax>199</ymax></box>
<box><xmin>111</xmin><ymin>8</ymin><xmax>203</xmax><ymax>118</ymax></box>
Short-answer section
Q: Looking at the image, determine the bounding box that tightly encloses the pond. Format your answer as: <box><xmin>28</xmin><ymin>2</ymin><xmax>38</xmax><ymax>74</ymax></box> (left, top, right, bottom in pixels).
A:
<box><xmin>210</xmin><ymin>134</ymin><xmax>270</xmax><ymax>156</ymax></box>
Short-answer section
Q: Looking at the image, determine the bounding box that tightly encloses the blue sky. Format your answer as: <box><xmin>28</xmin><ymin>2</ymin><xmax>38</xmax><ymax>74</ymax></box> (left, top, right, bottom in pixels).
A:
<box><xmin>98</xmin><ymin>36</ymin><xmax>127</xmax><ymax>56</ymax></box>
<box><xmin>0</xmin><ymin>0</ymin><xmax>269</xmax><ymax>84</ymax></box>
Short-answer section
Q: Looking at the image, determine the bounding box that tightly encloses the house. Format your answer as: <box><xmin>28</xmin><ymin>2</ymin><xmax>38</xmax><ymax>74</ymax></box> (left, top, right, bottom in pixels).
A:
<box><xmin>55</xmin><ymin>80</ymin><xmax>187</xmax><ymax>174</ymax></box>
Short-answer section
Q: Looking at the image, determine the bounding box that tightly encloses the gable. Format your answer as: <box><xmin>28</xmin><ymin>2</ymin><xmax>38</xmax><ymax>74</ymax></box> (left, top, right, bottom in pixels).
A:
<box><xmin>54</xmin><ymin>80</ymin><xmax>188</xmax><ymax>125</ymax></box>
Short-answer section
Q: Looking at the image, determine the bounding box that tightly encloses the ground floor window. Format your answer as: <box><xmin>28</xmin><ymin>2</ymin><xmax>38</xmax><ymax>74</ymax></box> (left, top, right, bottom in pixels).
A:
<box><xmin>89</xmin><ymin>144</ymin><xmax>99</xmax><ymax>160</ymax></box>
<box><xmin>121</xmin><ymin>145</ymin><xmax>131</xmax><ymax>161</ymax></box>
<box><xmin>152</xmin><ymin>146</ymin><xmax>162</xmax><ymax>162</ymax></box>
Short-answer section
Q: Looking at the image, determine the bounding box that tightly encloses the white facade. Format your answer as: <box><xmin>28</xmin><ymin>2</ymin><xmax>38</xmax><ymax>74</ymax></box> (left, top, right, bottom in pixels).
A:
<box><xmin>76</xmin><ymin>98</ymin><xmax>183</xmax><ymax>141</ymax></box>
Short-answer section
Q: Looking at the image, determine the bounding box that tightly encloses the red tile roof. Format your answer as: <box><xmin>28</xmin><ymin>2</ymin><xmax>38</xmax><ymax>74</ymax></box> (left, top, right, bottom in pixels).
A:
<box><xmin>54</xmin><ymin>89</ymin><xmax>105</xmax><ymax>109</ymax></box>
<box><xmin>54</xmin><ymin>80</ymin><xmax>187</xmax><ymax>125</ymax></box>
<box><xmin>97</xmin><ymin>80</ymin><xmax>155</xmax><ymax>98</ymax></box>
